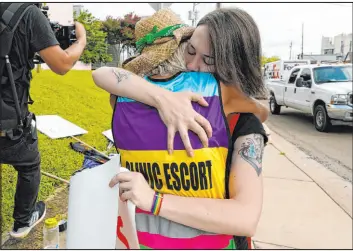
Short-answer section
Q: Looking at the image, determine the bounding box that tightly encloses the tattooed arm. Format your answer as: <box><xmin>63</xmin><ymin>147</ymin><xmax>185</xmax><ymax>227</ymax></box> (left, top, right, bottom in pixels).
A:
<box><xmin>236</xmin><ymin>134</ymin><xmax>265</xmax><ymax>176</ymax></box>
<box><xmin>92</xmin><ymin>66</ymin><xmax>212</xmax><ymax>156</ymax></box>
<box><xmin>93</xmin><ymin>67</ymin><xmax>161</xmax><ymax>108</ymax></box>
<box><xmin>92</xmin><ymin>66</ymin><xmax>210</xmax><ymax>109</ymax></box>
<box><xmin>227</xmin><ymin>133</ymin><xmax>264</xmax><ymax>231</ymax></box>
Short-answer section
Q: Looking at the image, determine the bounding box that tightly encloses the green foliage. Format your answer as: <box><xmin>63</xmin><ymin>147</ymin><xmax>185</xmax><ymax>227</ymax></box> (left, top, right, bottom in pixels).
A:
<box><xmin>74</xmin><ymin>9</ymin><xmax>112</xmax><ymax>64</ymax></box>
<box><xmin>1</xmin><ymin>70</ymin><xmax>115</xmax><ymax>232</ymax></box>
<box><xmin>102</xmin><ymin>12</ymin><xmax>141</xmax><ymax>47</ymax></box>
<box><xmin>261</xmin><ymin>55</ymin><xmax>281</xmax><ymax>66</ymax></box>
<box><xmin>101</xmin><ymin>16</ymin><xmax>122</xmax><ymax>45</ymax></box>
<box><xmin>102</xmin><ymin>13</ymin><xmax>141</xmax><ymax>65</ymax></box>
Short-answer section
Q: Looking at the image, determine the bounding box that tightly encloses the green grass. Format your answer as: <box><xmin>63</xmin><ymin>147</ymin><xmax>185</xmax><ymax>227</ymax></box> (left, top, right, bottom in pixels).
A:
<box><xmin>1</xmin><ymin>70</ymin><xmax>114</xmax><ymax>232</ymax></box>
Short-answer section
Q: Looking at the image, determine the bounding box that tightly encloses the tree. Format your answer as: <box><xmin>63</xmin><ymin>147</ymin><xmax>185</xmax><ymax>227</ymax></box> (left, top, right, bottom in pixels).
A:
<box><xmin>74</xmin><ymin>9</ymin><xmax>112</xmax><ymax>64</ymax></box>
<box><xmin>120</xmin><ymin>12</ymin><xmax>141</xmax><ymax>50</ymax></box>
<box><xmin>261</xmin><ymin>55</ymin><xmax>280</xmax><ymax>66</ymax></box>
<box><xmin>102</xmin><ymin>13</ymin><xmax>141</xmax><ymax>65</ymax></box>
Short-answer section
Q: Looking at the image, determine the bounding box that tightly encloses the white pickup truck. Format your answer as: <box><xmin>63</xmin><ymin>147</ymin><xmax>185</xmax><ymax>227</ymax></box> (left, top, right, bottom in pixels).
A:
<box><xmin>267</xmin><ymin>64</ymin><xmax>353</xmax><ymax>132</ymax></box>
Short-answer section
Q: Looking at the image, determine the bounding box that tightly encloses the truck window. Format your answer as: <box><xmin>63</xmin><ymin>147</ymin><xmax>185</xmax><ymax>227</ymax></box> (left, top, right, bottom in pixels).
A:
<box><xmin>288</xmin><ymin>68</ymin><xmax>300</xmax><ymax>84</ymax></box>
<box><xmin>313</xmin><ymin>66</ymin><xmax>352</xmax><ymax>84</ymax></box>
<box><xmin>300</xmin><ymin>68</ymin><xmax>312</xmax><ymax>81</ymax></box>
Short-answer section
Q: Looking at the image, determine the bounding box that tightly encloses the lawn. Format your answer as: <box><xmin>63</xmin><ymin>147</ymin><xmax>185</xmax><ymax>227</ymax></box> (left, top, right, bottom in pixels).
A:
<box><xmin>1</xmin><ymin>70</ymin><xmax>114</xmax><ymax>232</ymax></box>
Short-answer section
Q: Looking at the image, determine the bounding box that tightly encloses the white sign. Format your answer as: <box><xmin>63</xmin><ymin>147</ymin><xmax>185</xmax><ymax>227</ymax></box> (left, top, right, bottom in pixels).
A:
<box><xmin>36</xmin><ymin>115</ymin><xmax>87</xmax><ymax>139</ymax></box>
<box><xmin>66</xmin><ymin>155</ymin><xmax>139</xmax><ymax>249</ymax></box>
<box><xmin>102</xmin><ymin>129</ymin><xmax>114</xmax><ymax>142</ymax></box>
<box><xmin>116</xmin><ymin>195</ymin><xmax>140</xmax><ymax>249</ymax></box>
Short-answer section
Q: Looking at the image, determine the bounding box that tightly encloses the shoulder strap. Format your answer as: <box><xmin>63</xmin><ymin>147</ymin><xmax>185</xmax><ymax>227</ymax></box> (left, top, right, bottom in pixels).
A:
<box><xmin>0</xmin><ymin>3</ymin><xmax>33</xmax><ymax>132</ymax></box>
<box><xmin>226</xmin><ymin>115</ymin><xmax>252</xmax><ymax>249</ymax></box>
<box><xmin>1</xmin><ymin>3</ymin><xmax>33</xmax><ymax>32</ymax></box>
<box><xmin>227</xmin><ymin>112</ymin><xmax>240</xmax><ymax>136</ymax></box>
<box><xmin>0</xmin><ymin>3</ymin><xmax>33</xmax><ymax>59</ymax></box>
<box><xmin>226</xmin><ymin>113</ymin><xmax>252</xmax><ymax>250</ymax></box>
<box><xmin>225</xmin><ymin>112</ymin><xmax>241</xmax><ymax>199</ymax></box>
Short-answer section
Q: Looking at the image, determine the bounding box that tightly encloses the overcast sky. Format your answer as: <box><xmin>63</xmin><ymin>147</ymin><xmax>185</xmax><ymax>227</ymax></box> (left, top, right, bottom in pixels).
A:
<box><xmin>80</xmin><ymin>2</ymin><xmax>352</xmax><ymax>59</ymax></box>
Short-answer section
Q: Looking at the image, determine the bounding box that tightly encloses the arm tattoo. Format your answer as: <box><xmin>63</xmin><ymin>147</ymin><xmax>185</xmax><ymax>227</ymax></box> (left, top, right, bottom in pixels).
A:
<box><xmin>237</xmin><ymin>134</ymin><xmax>264</xmax><ymax>176</ymax></box>
<box><xmin>112</xmin><ymin>68</ymin><xmax>132</xmax><ymax>85</ymax></box>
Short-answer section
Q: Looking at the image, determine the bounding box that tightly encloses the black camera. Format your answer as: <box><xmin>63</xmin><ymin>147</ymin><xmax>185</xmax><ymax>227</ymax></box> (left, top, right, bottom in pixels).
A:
<box><xmin>34</xmin><ymin>4</ymin><xmax>77</xmax><ymax>64</ymax></box>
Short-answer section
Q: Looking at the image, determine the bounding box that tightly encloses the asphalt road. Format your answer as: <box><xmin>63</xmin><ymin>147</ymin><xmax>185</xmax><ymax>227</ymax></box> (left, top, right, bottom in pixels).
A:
<box><xmin>261</xmin><ymin>100</ymin><xmax>353</xmax><ymax>182</ymax></box>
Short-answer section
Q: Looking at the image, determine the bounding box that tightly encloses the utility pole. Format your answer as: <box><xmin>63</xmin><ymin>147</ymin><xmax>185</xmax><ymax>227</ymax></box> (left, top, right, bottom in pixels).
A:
<box><xmin>216</xmin><ymin>3</ymin><xmax>221</xmax><ymax>9</ymax></box>
<box><xmin>301</xmin><ymin>23</ymin><xmax>304</xmax><ymax>59</ymax></box>
<box><xmin>289</xmin><ymin>41</ymin><xmax>292</xmax><ymax>60</ymax></box>
<box><xmin>189</xmin><ymin>3</ymin><xmax>200</xmax><ymax>27</ymax></box>
<box><xmin>149</xmin><ymin>3</ymin><xmax>172</xmax><ymax>11</ymax></box>
<box><xmin>192</xmin><ymin>3</ymin><xmax>197</xmax><ymax>26</ymax></box>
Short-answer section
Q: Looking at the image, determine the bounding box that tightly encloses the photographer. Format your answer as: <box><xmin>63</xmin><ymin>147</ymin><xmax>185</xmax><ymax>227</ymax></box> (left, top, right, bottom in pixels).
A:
<box><xmin>0</xmin><ymin>3</ymin><xmax>86</xmax><ymax>239</ymax></box>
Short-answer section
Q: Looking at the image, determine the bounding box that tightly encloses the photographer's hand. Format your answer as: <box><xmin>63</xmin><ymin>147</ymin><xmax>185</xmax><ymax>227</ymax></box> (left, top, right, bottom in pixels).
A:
<box><xmin>74</xmin><ymin>21</ymin><xmax>87</xmax><ymax>45</ymax></box>
<box><xmin>39</xmin><ymin>22</ymin><xmax>87</xmax><ymax>75</ymax></box>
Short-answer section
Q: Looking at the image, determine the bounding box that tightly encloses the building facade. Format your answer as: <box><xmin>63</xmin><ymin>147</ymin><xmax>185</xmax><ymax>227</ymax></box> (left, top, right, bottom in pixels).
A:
<box><xmin>321</xmin><ymin>33</ymin><xmax>352</xmax><ymax>60</ymax></box>
<box><xmin>321</xmin><ymin>37</ymin><xmax>335</xmax><ymax>55</ymax></box>
<box><xmin>73</xmin><ymin>4</ymin><xmax>84</xmax><ymax>17</ymax></box>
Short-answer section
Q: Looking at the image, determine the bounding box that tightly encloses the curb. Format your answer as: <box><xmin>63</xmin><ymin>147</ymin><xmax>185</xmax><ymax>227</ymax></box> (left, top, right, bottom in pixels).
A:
<box><xmin>264</xmin><ymin>124</ymin><xmax>352</xmax><ymax>218</ymax></box>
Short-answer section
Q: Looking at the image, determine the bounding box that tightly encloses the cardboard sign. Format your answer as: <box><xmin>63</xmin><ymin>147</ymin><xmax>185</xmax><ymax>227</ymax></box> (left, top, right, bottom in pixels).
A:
<box><xmin>102</xmin><ymin>129</ymin><xmax>114</xmax><ymax>142</ymax></box>
<box><xmin>66</xmin><ymin>155</ymin><xmax>139</xmax><ymax>249</ymax></box>
<box><xmin>115</xmin><ymin>188</ymin><xmax>139</xmax><ymax>249</ymax></box>
<box><xmin>36</xmin><ymin>115</ymin><xmax>87</xmax><ymax>139</ymax></box>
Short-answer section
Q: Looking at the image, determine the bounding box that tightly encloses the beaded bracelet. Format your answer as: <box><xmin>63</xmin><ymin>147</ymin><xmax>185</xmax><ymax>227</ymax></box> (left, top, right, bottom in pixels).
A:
<box><xmin>150</xmin><ymin>192</ymin><xmax>164</xmax><ymax>215</ymax></box>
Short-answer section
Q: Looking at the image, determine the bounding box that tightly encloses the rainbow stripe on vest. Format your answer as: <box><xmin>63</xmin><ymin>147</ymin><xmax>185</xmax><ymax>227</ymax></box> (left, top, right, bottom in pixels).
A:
<box><xmin>112</xmin><ymin>72</ymin><xmax>236</xmax><ymax>249</ymax></box>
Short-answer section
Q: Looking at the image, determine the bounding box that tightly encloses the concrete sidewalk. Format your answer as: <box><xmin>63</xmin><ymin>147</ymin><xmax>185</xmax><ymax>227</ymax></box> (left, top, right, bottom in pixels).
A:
<box><xmin>252</xmin><ymin>129</ymin><xmax>353</xmax><ymax>249</ymax></box>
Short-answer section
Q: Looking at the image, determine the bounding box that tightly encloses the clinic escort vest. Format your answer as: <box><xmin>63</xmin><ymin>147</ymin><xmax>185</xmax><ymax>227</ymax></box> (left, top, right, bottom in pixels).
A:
<box><xmin>112</xmin><ymin>72</ymin><xmax>237</xmax><ymax>249</ymax></box>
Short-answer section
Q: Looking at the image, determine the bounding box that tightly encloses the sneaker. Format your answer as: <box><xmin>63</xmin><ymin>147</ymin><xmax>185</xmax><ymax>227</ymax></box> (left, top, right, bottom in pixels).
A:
<box><xmin>9</xmin><ymin>201</ymin><xmax>46</xmax><ymax>239</ymax></box>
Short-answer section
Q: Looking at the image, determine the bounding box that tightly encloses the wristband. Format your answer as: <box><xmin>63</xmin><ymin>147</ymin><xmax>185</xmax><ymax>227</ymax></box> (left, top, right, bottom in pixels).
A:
<box><xmin>150</xmin><ymin>192</ymin><xmax>164</xmax><ymax>215</ymax></box>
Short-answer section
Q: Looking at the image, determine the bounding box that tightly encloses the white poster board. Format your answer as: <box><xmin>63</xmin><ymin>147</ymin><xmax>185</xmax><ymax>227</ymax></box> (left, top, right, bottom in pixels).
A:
<box><xmin>36</xmin><ymin>115</ymin><xmax>87</xmax><ymax>139</ymax></box>
<box><xmin>116</xmin><ymin>198</ymin><xmax>140</xmax><ymax>249</ymax></box>
<box><xmin>102</xmin><ymin>129</ymin><xmax>114</xmax><ymax>142</ymax></box>
<box><xmin>66</xmin><ymin>155</ymin><xmax>139</xmax><ymax>249</ymax></box>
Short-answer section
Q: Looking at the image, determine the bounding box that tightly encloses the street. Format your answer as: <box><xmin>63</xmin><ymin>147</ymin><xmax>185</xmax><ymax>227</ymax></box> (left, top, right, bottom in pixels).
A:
<box><xmin>261</xmin><ymin>100</ymin><xmax>353</xmax><ymax>182</ymax></box>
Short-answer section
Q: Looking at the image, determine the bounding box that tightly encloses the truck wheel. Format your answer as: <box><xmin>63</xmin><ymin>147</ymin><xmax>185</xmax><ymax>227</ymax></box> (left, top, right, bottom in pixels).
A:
<box><xmin>314</xmin><ymin>105</ymin><xmax>332</xmax><ymax>132</ymax></box>
<box><xmin>270</xmin><ymin>95</ymin><xmax>281</xmax><ymax>115</ymax></box>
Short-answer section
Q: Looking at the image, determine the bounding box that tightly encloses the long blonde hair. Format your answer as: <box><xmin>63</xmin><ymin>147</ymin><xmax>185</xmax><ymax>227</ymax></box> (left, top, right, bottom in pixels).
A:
<box><xmin>146</xmin><ymin>42</ymin><xmax>188</xmax><ymax>77</ymax></box>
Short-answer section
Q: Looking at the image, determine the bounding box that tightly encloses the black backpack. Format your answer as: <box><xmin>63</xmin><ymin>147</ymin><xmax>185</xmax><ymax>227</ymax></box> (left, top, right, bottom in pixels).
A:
<box><xmin>0</xmin><ymin>3</ymin><xmax>33</xmax><ymax>136</ymax></box>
